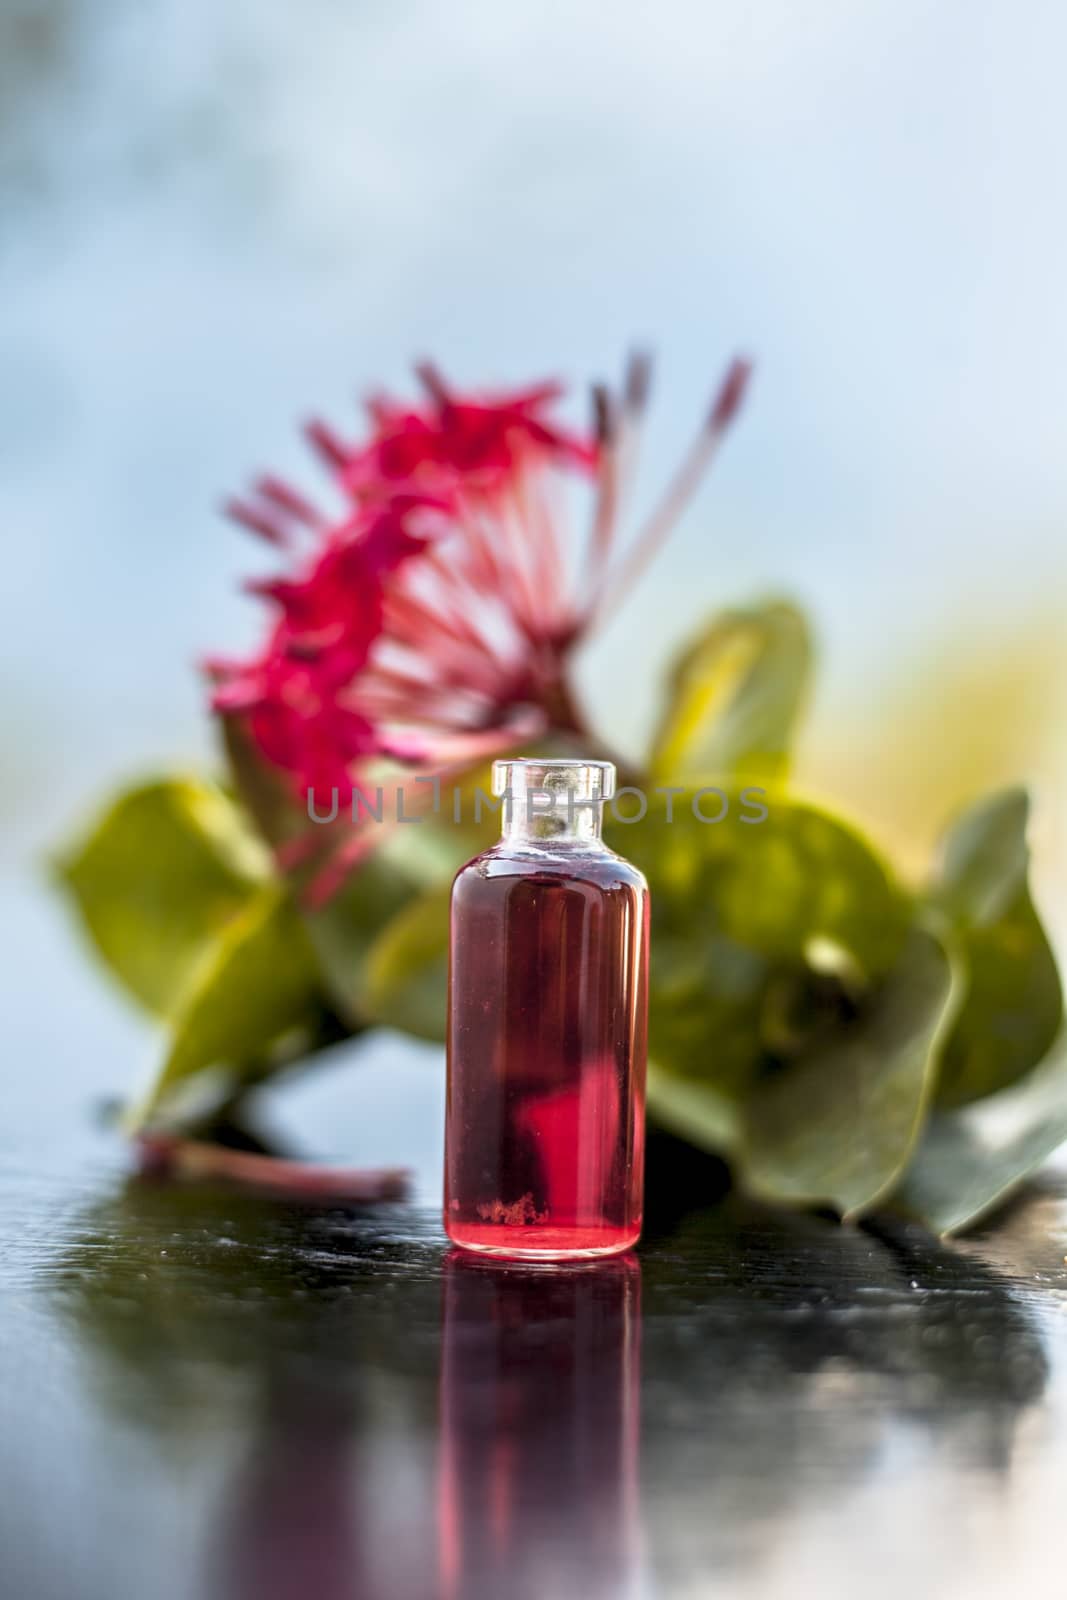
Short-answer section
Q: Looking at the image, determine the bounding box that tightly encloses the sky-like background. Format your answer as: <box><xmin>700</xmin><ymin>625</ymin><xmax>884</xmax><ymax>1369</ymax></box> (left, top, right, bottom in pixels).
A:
<box><xmin>3</xmin><ymin>0</ymin><xmax>1067</xmax><ymax>1164</ymax></box>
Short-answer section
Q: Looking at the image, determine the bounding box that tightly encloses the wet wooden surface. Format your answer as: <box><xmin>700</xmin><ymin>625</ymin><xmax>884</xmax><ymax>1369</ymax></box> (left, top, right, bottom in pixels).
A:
<box><xmin>1</xmin><ymin>1129</ymin><xmax>1065</xmax><ymax>1600</ymax></box>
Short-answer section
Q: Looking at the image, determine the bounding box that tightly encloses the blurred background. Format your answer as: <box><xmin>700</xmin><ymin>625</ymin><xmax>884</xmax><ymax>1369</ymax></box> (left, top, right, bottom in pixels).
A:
<box><xmin>3</xmin><ymin>0</ymin><xmax>1067</xmax><ymax>1171</ymax></box>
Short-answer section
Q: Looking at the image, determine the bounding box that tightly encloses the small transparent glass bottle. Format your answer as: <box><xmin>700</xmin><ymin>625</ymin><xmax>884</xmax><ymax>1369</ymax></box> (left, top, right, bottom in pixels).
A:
<box><xmin>445</xmin><ymin>758</ymin><xmax>649</xmax><ymax>1259</ymax></box>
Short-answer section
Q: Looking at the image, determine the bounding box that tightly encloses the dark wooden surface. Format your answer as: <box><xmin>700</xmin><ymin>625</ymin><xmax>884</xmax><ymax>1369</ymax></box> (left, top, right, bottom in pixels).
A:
<box><xmin>1</xmin><ymin>1127</ymin><xmax>1065</xmax><ymax>1600</ymax></box>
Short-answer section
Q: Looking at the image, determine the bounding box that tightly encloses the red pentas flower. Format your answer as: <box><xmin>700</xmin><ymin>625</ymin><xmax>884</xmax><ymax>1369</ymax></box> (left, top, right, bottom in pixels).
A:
<box><xmin>345</xmin><ymin>368</ymin><xmax>596</xmax><ymax>488</ymax></box>
<box><xmin>208</xmin><ymin>357</ymin><xmax>750</xmax><ymax>893</ymax></box>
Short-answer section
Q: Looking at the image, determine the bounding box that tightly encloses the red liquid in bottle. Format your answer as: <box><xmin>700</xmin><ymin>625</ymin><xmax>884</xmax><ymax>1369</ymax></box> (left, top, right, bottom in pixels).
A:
<box><xmin>445</xmin><ymin>760</ymin><xmax>648</xmax><ymax>1260</ymax></box>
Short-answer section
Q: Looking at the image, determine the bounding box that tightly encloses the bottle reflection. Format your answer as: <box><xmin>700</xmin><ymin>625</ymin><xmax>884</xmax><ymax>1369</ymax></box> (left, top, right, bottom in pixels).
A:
<box><xmin>437</xmin><ymin>1249</ymin><xmax>643</xmax><ymax>1600</ymax></box>
<box><xmin>214</xmin><ymin>1383</ymin><xmax>368</xmax><ymax>1600</ymax></box>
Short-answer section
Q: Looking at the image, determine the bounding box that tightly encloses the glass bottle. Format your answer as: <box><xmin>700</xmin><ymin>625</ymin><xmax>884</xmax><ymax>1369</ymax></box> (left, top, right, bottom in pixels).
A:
<box><xmin>445</xmin><ymin>758</ymin><xmax>649</xmax><ymax>1259</ymax></box>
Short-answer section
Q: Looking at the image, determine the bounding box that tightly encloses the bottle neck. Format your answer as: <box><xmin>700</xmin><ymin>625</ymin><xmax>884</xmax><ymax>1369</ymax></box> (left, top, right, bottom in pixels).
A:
<box><xmin>501</xmin><ymin>792</ymin><xmax>606</xmax><ymax>847</ymax></box>
<box><xmin>493</xmin><ymin>760</ymin><xmax>614</xmax><ymax>849</ymax></box>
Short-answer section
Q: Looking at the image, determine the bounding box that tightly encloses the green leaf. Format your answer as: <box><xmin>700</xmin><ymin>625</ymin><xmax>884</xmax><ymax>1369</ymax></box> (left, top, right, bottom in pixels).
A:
<box><xmin>221</xmin><ymin>715</ymin><xmax>425</xmax><ymax>1026</ymax></box>
<box><xmin>895</xmin><ymin>1033</ymin><xmax>1067</xmax><ymax>1234</ymax></box>
<box><xmin>739</xmin><ymin>928</ymin><xmax>960</xmax><ymax>1218</ymax></box>
<box><xmin>928</xmin><ymin>789</ymin><xmax>1062</xmax><ymax>1107</ymax></box>
<box><xmin>131</xmin><ymin>886</ymin><xmax>323</xmax><ymax>1129</ymax></box>
<box><xmin>932</xmin><ymin>787</ymin><xmax>1029</xmax><ymax>925</ymax></box>
<box><xmin>646</xmin><ymin>1062</ymin><xmax>742</xmax><ymax>1153</ymax></box>
<box><xmin>935</xmin><ymin>895</ymin><xmax>1062</xmax><ymax>1107</ymax></box>
<box><xmin>649</xmin><ymin>599</ymin><xmax>812</xmax><ymax>785</ymax></box>
<box><xmin>363</xmin><ymin>881</ymin><xmax>451</xmax><ymax>1043</ymax></box>
<box><xmin>55</xmin><ymin>778</ymin><xmax>268</xmax><ymax>1016</ymax></box>
<box><xmin>609</xmin><ymin>792</ymin><xmax>910</xmax><ymax>1099</ymax></box>
<box><xmin>302</xmin><ymin>857</ymin><xmax>419</xmax><ymax>1028</ymax></box>
<box><xmin>223</xmin><ymin>714</ymin><xmax>496</xmax><ymax>1029</ymax></box>
<box><xmin>220</xmin><ymin>715</ymin><xmax>305</xmax><ymax>850</ymax></box>
<box><xmin>378</xmin><ymin>759</ymin><xmax>503</xmax><ymax>883</ymax></box>
<box><xmin>614</xmin><ymin>793</ymin><xmax>906</xmax><ymax>976</ymax></box>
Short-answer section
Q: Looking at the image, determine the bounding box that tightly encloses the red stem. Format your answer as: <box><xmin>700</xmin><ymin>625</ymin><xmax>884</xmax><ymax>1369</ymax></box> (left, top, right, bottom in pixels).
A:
<box><xmin>137</xmin><ymin>1136</ymin><xmax>410</xmax><ymax>1203</ymax></box>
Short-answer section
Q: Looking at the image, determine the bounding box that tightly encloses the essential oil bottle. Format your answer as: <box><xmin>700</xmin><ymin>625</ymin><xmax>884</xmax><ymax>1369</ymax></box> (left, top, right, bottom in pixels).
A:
<box><xmin>445</xmin><ymin>758</ymin><xmax>649</xmax><ymax>1259</ymax></box>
